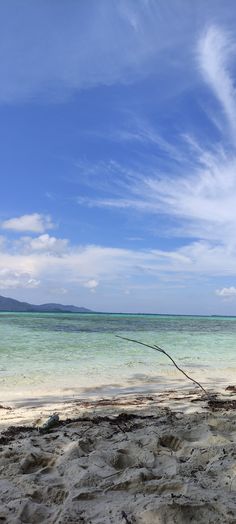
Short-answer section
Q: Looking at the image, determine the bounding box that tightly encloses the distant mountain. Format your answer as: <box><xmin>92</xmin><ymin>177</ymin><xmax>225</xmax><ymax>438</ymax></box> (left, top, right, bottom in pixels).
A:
<box><xmin>0</xmin><ymin>295</ymin><xmax>92</xmax><ymax>313</ymax></box>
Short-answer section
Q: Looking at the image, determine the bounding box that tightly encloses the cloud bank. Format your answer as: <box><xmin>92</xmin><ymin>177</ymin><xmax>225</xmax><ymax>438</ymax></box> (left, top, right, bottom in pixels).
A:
<box><xmin>0</xmin><ymin>232</ymin><xmax>235</xmax><ymax>293</ymax></box>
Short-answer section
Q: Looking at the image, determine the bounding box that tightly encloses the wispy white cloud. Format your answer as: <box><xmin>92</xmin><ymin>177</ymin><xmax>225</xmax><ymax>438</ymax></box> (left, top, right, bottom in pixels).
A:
<box><xmin>198</xmin><ymin>25</ymin><xmax>236</xmax><ymax>137</ymax></box>
<box><xmin>76</xmin><ymin>25</ymin><xmax>236</xmax><ymax>252</ymax></box>
<box><xmin>1</xmin><ymin>214</ymin><xmax>54</xmax><ymax>234</ymax></box>
<box><xmin>141</xmin><ymin>152</ymin><xmax>236</xmax><ymax>242</ymax></box>
<box><xmin>113</xmin><ymin>118</ymin><xmax>186</xmax><ymax>164</ymax></box>
<box><xmin>78</xmin><ymin>146</ymin><xmax>236</xmax><ymax>245</ymax></box>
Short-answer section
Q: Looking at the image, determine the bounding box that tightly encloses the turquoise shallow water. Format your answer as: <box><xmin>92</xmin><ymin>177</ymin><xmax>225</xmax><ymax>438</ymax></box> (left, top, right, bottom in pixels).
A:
<box><xmin>0</xmin><ymin>312</ymin><xmax>236</xmax><ymax>400</ymax></box>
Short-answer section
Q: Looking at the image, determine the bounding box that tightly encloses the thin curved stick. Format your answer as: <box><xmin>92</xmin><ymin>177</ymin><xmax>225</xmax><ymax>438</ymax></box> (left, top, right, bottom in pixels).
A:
<box><xmin>115</xmin><ymin>335</ymin><xmax>208</xmax><ymax>396</ymax></box>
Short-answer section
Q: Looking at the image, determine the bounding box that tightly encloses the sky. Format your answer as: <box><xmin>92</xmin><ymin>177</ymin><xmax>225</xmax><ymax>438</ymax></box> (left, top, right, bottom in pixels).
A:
<box><xmin>1</xmin><ymin>0</ymin><xmax>236</xmax><ymax>314</ymax></box>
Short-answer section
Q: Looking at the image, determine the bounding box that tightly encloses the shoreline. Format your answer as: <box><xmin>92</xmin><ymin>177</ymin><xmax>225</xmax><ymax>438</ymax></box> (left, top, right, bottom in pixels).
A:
<box><xmin>0</xmin><ymin>388</ymin><xmax>209</xmax><ymax>430</ymax></box>
<box><xmin>0</xmin><ymin>380</ymin><xmax>235</xmax><ymax>429</ymax></box>
<box><xmin>0</xmin><ymin>388</ymin><xmax>236</xmax><ymax>523</ymax></box>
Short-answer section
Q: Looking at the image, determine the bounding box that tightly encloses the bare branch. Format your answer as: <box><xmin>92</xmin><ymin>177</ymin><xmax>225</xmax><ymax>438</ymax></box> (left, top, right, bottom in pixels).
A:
<box><xmin>115</xmin><ymin>335</ymin><xmax>208</xmax><ymax>397</ymax></box>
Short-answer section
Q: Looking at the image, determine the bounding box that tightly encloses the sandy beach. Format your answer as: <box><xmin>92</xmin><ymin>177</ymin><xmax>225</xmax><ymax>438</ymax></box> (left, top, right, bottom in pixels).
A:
<box><xmin>0</xmin><ymin>387</ymin><xmax>236</xmax><ymax>523</ymax></box>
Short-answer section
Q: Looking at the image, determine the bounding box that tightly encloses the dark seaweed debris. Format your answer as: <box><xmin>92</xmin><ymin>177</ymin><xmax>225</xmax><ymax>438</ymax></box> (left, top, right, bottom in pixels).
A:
<box><xmin>225</xmin><ymin>385</ymin><xmax>236</xmax><ymax>393</ymax></box>
<box><xmin>208</xmin><ymin>399</ymin><xmax>236</xmax><ymax>411</ymax></box>
<box><xmin>0</xmin><ymin>425</ymin><xmax>34</xmax><ymax>445</ymax></box>
<box><xmin>0</xmin><ymin>413</ymin><xmax>156</xmax><ymax>445</ymax></box>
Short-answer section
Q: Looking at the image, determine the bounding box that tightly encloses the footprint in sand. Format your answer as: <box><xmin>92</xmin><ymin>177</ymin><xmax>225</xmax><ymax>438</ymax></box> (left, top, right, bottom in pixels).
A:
<box><xmin>44</xmin><ymin>484</ymin><xmax>68</xmax><ymax>505</ymax></box>
<box><xmin>158</xmin><ymin>434</ymin><xmax>183</xmax><ymax>451</ymax></box>
<box><xmin>108</xmin><ymin>448</ymin><xmax>136</xmax><ymax>470</ymax></box>
<box><xmin>12</xmin><ymin>499</ymin><xmax>53</xmax><ymax>524</ymax></box>
<box><xmin>56</xmin><ymin>438</ymin><xmax>95</xmax><ymax>467</ymax></box>
<box><xmin>137</xmin><ymin>502</ymin><xmax>221</xmax><ymax>524</ymax></box>
<box><xmin>20</xmin><ymin>450</ymin><xmax>55</xmax><ymax>474</ymax></box>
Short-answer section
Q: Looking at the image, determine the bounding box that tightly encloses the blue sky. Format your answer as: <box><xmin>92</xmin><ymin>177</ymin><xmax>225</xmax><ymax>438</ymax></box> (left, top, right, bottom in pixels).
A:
<box><xmin>1</xmin><ymin>0</ymin><xmax>236</xmax><ymax>314</ymax></box>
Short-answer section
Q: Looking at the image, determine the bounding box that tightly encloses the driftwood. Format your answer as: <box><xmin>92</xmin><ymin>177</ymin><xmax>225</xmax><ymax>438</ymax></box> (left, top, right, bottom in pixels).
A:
<box><xmin>116</xmin><ymin>335</ymin><xmax>209</xmax><ymax>396</ymax></box>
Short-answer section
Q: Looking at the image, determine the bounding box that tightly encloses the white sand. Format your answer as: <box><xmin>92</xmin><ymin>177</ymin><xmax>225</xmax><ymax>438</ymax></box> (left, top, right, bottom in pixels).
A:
<box><xmin>0</xmin><ymin>390</ymin><xmax>236</xmax><ymax>523</ymax></box>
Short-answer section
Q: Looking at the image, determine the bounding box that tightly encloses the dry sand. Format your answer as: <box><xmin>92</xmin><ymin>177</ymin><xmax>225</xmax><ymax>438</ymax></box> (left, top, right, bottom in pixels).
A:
<box><xmin>0</xmin><ymin>389</ymin><xmax>236</xmax><ymax>523</ymax></box>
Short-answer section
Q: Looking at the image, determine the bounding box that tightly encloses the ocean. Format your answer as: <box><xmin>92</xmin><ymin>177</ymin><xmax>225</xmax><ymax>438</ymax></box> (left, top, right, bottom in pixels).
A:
<box><xmin>0</xmin><ymin>312</ymin><xmax>235</xmax><ymax>401</ymax></box>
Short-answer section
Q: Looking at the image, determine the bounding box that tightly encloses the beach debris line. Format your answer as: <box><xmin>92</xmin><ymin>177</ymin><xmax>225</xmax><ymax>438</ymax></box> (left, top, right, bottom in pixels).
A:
<box><xmin>208</xmin><ymin>398</ymin><xmax>236</xmax><ymax>411</ymax></box>
<box><xmin>0</xmin><ymin>425</ymin><xmax>34</xmax><ymax>445</ymax></box>
<box><xmin>116</xmin><ymin>335</ymin><xmax>209</xmax><ymax>397</ymax></box>
<box><xmin>0</xmin><ymin>404</ymin><xmax>12</xmax><ymax>410</ymax></box>
<box><xmin>0</xmin><ymin>412</ymin><xmax>157</xmax><ymax>446</ymax></box>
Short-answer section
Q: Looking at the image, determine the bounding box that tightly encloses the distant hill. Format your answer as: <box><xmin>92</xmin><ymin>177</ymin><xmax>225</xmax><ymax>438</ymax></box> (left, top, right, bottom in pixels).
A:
<box><xmin>0</xmin><ymin>295</ymin><xmax>92</xmax><ymax>313</ymax></box>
